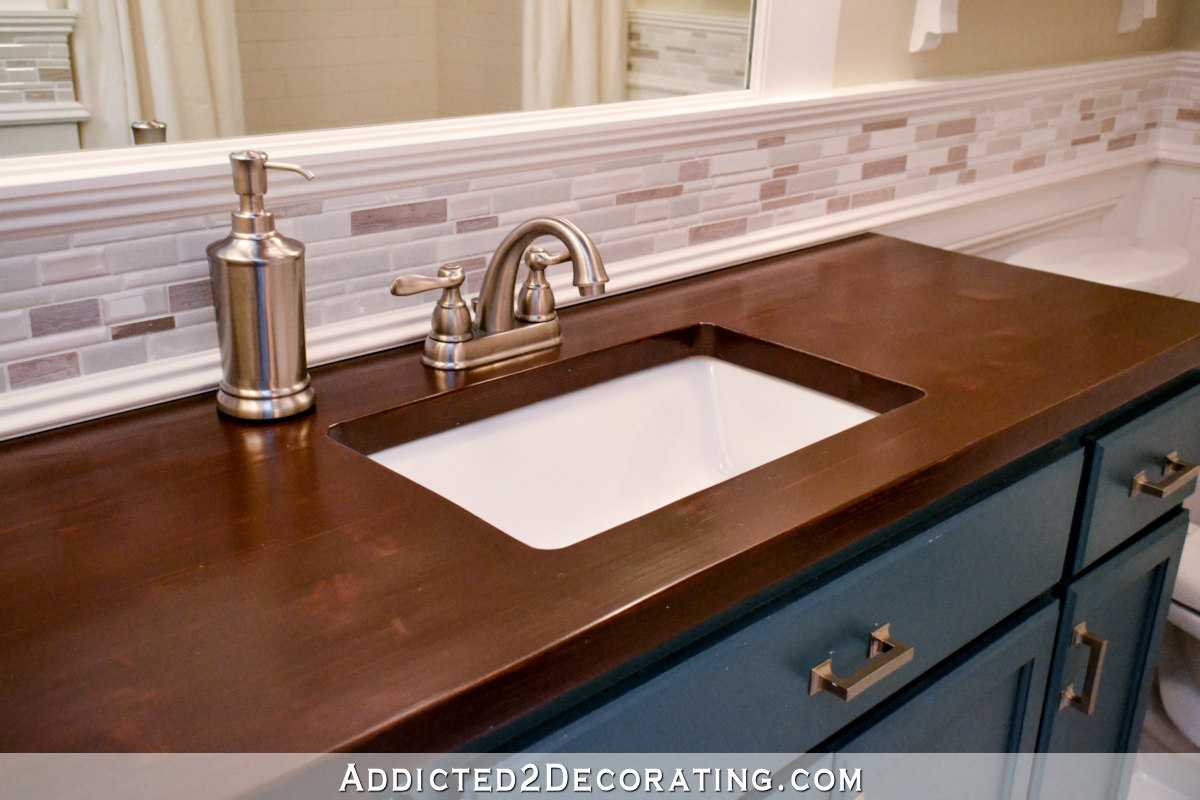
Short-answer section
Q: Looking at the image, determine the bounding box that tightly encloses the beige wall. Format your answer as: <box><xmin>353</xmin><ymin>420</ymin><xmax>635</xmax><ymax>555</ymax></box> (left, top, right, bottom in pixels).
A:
<box><xmin>1176</xmin><ymin>1</ymin><xmax>1200</xmax><ymax>50</ymax></box>
<box><xmin>235</xmin><ymin>0</ymin><xmax>525</xmax><ymax>135</ymax></box>
<box><xmin>834</xmin><ymin>0</ymin><xmax>1188</xmax><ymax>88</ymax></box>
<box><xmin>435</xmin><ymin>0</ymin><xmax>522</xmax><ymax>120</ymax></box>
<box><xmin>235</xmin><ymin>0</ymin><xmax>439</xmax><ymax>136</ymax></box>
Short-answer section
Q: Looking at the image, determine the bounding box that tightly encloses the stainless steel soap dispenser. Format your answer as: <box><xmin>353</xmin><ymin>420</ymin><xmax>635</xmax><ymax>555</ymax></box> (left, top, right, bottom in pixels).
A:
<box><xmin>207</xmin><ymin>150</ymin><xmax>315</xmax><ymax>421</ymax></box>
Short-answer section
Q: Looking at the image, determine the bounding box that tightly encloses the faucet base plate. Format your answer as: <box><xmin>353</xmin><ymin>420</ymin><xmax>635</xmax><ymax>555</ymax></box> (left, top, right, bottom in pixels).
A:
<box><xmin>422</xmin><ymin>319</ymin><xmax>563</xmax><ymax>370</ymax></box>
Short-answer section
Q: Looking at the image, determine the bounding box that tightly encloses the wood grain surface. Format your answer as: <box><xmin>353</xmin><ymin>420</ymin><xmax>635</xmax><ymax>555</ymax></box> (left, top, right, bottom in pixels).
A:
<box><xmin>3</xmin><ymin>234</ymin><xmax>1200</xmax><ymax>752</ymax></box>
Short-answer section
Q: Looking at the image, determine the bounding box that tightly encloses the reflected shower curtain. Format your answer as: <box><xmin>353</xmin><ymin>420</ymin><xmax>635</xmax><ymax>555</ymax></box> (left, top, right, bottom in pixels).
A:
<box><xmin>70</xmin><ymin>0</ymin><xmax>244</xmax><ymax>148</ymax></box>
<box><xmin>522</xmin><ymin>0</ymin><xmax>626</xmax><ymax>111</ymax></box>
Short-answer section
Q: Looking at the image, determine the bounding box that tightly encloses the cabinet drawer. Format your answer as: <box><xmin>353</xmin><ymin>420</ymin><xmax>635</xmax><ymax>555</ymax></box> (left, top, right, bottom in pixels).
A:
<box><xmin>523</xmin><ymin>451</ymin><xmax>1082</xmax><ymax>753</ymax></box>
<box><xmin>1078</xmin><ymin>383</ymin><xmax>1200</xmax><ymax>570</ymax></box>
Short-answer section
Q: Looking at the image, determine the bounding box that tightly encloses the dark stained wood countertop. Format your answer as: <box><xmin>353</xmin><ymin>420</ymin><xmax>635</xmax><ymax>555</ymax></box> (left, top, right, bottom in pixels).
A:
<box><xmin>4</xmin><ymin>234</ymin><xmax>1200</xmax><ymax>752</ymax></box>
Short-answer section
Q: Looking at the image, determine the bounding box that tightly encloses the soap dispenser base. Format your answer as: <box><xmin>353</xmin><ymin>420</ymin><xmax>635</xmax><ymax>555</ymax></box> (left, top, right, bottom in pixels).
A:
<box><xmin>216</xmin><ymin>383</ymin><xmax>315</xmax><ymax>421</ymax></box>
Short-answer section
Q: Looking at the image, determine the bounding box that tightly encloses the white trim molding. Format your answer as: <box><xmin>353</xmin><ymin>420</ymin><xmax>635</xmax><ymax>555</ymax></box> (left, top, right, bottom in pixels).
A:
<box><xmin>0</xmin><ymin>101</ymin><xmax>87</xmax><ymax>127</ymax></box>
<box><xmin>0</xmin><ymin>7</ymin><xmax>76</xmax><ymax>35</ymax></box>
<box><xmin>910</xmin><ymin>0</ymin><xmax>958</xmax><ymax>53</ymax></box>
<box><xmin>1118</xmin><ymin>0</ymin><xmax>1158</xmax><ymax>34</ymax></box>
<box><xmin>0</xmin><ymin>52</ymin><xmax>1182</xmax><ymax>238</ymax></box>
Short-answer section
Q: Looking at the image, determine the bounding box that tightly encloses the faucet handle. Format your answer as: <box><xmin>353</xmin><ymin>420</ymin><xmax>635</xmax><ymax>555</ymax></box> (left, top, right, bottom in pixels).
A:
<box><xmin>390</xmin><ymin>265</ymin><xmax>464</xmax><ymax>296</ymax></box>
<box><xmin>517</xmin><ymin>246</ymin><xmax>561</xmax><ymax>323</ymax></box>
<box><xmin>390</xmin><ymin>264</ymin><xmax>473</xmax><ymax>343</ymax></box>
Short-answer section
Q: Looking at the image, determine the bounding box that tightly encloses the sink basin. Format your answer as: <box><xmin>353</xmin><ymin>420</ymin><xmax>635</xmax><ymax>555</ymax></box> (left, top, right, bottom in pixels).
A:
<box><xmin>330</xmin><ymin>325</ymin><xmax>922</xmax><ymax>550</ymax></box>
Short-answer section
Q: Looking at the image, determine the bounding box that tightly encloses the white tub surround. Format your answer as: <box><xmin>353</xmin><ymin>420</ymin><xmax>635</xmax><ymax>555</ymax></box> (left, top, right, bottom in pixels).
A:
<box><xmin>0</xmin><ymin>51</ymin><xmax>1199</xmax><ymax>440</ymax></box>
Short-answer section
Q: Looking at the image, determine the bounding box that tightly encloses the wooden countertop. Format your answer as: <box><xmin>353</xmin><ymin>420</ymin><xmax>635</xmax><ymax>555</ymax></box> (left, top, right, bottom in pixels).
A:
<box><xmin>4</xmin><ymin>234</ymin><xmax>1200</xmax><ymax>752</ymax></box>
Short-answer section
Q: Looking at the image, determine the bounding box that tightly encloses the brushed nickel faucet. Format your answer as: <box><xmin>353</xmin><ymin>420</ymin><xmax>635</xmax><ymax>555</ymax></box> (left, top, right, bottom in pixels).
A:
<box><xmin>391</xmin><ymin>216</ymin><xmax>608</xmax><ymax>370</ymax></box>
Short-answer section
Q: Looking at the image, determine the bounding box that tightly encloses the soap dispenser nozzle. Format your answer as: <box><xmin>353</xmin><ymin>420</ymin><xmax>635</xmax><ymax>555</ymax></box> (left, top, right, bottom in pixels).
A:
<box><xmin>230</xmin><ymin>150</ymin><xmax>314</xmax><ymax>215</ymax></box>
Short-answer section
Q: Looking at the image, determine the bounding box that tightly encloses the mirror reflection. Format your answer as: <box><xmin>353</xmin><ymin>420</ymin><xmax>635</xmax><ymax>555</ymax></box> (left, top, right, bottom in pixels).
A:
<box><xmin>0</xmin><ymin>0</ymin><xmax>752</xmax><ymax>158</ymax></box>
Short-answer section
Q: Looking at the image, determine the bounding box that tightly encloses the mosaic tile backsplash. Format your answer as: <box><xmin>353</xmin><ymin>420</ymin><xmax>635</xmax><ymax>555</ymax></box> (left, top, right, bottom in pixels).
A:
<box><xmin>0</xmin><ymin>21</ymin><xmax>74</xmax><ymax>108</ymax></box>
<box><xmin>1</xmin><ymin>59</ymin><xmax>1199</xmax><ymax>396</ymax></box>
<box><xmin>627</xmin><ymin>10</ymin><xmax>750</xmax><ymax>96</ymax></box>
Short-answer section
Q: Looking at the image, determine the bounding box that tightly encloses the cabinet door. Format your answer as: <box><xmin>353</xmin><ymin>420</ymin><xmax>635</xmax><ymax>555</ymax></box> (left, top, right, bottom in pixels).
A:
<box><xmin>1035</xmin><ymin>510</ymin><xmax>1187</xmax><ymax>798</ymax></box>
<box><xmin>824</xmin><ymin>603</ymin><xmax>1057</xmax><ymax>800</ymax></box>
<box><xmin>832</xmin><ymin>601</ymin><xmax>1058</xmax><ymax>755</ymax></box>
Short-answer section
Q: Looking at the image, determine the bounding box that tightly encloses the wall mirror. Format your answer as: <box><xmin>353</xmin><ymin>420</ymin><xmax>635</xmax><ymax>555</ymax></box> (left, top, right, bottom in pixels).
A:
<box><xmin>0</xmin><ymin>0</ymin><xmax>754</xmax><ymax>158</ymax></box>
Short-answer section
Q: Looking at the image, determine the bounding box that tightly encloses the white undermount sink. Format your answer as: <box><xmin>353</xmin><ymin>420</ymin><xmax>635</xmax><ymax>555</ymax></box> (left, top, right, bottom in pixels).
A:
<box><xmin>331</xmin><ymin>325</ymin><xmax>922</xmax><ymax>550</ymax></box>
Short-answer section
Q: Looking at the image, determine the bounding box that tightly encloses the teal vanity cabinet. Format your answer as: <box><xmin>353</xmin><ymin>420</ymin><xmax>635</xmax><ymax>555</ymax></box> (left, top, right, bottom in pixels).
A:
<box><xmin>509</xmin><ymin>449</ymin><xmax>1084</xmax><ymax>753</ymax></box>
<box><xmin>1026</xmin><ymin>383</ymin><xmax>1200</xmax><ymax>799</ymax></box>
<box><xmin>1040</xmin><ymin>382</ymin><xmax>1200</xmax><ymax>754</ymax></box>
<box><xmin>496</xmin><ymin>379</ymin><xmax>1200</xmax><ymax>760</ymax></box>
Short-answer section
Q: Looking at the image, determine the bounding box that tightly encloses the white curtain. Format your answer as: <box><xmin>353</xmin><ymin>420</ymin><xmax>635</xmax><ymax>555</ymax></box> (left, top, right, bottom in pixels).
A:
<box><xmin>70</xmin><ymin>0</ymin><xmax>245</xmax><ymax>149</ymax></box>
<box><xmin>522</xmin><ymin>0</ymin><xmax>626</xmax><ymax>111</ymax></box>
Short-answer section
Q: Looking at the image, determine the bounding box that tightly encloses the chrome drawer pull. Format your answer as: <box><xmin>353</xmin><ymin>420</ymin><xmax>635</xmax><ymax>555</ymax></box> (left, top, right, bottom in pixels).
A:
<box><xmin>809</xmin><ymin>623</ymin><xmax>915</xmax><ymax>702</ymax></box>
<box><xmin>1059</xmin><ymin>621</ymin><xmax>1108</xmax><ymax>716</ymax></box>
<box><xmin>1130</xmin><ymin>451</ymin><xmax>1199</xmax><ymax>499</ymax></box>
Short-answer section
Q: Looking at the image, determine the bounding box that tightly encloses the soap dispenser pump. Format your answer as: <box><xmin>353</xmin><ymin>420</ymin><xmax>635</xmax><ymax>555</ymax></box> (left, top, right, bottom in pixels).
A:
<box><xmin>207</xmin><ymin>150</ymin><xmax>315</xmax><ymax>421</ymax></box>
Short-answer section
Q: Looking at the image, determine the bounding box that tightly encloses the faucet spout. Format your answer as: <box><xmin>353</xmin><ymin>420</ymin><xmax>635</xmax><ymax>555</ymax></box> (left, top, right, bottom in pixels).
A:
<box><xmin>476</xmin><ymin>216</ymin><xmax>607</xmax><ymax>333</ymax></box>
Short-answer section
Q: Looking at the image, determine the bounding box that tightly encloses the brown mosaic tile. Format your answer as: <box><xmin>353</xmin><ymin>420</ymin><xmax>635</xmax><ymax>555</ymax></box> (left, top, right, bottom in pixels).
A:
<box><xmin>456</xmin><ymin>257</ymin><xmax>490</xmax><ymax>295</ymax></box>
<box><xmin>929</xmin><ymin>162</ymin><xmax>967</xmax><ymax>175</ymax></box>
<box><xmin>168</xmin><ymin>280</ymin><xmax>213</xmax><ymax>313</ymax></box>
<box><xmin>1178</xmin><ymin>108</ymin><xmax>1200</xmax><ymax>124</ymax></box>
<box><xmin>29</xmin><ymin>299</ymin><xmax>101</xmax><ymax>337</ymax></box>
<box><xmin>1032</xmin><ymin>104</ymin><xmax>1063</xmax><ymax>122</ymax></box>
<box><xmin>616</xmin><ymin>185</ymin><xmax>683</xmax><ymax>204</ymax></box>
<box><xmin>8</xmin><ymin>352</ymin><xmax>80</xmax><ymax>389</ymax></box>
<box><xmin>847</xmin><ymin>133</ymin><xmax>871</xmax><ymax>153</ymax></box>
<box><xmin>757</xmin><ymin>135</ymin><xmax>785</xmax><ymax>149</ymax></box>
<box><xmin>23</xmin><ymin>90</ymin><xmax>53</xmax><ymax>102</ymax></box>
<box><xmin>1081</xmin><ymin>112</ymin><xmax>1095</xmax><ymax>121</ymax></box>
<box><xmin>773</xmin><ymin>165</ymin><xmax>799</xmax><ymax>178</ymax></box>
<box><xmin>687</xmin><ymin>218</ymin><xmax>748</xmax><ymax>245</ymax></box>
<box><xmin>1080</xmin><ymin>98</ymin><xmax>1095</xmax><ymax>112</ymax></box>
<box><xmin>1100</xmin><ymin>118</ymin><xmax>1116</xmax><ymax>133</ymax></box>
<box><xmin>38</xmin><ymin>67</ymin><xmax>71</xmax><ymax>82</ymax></box>
<box><xmin>350</xmin><ymin>199</ymin><xmax>447</xmax><ymax>235</ymax></box>
<box><xmin>850</xmin><ymin>187</ymin><xmax>896</xmax><ymax>208</ymax></box>
<box><xmin>456</xmin><ymin>216</ymin><xmax>498</xmax><ymax>233</ymax></box>
<box><xmin>678</xmin><ymin>160</ymin><xmax>710</xmax><ymax>182</ymax></box>
<box><xmin>1012</xmin><ymin>155</ymin><xmax>1046</xmax><ymax>173</ymax></box>
<box><xmin>1107</xmin><ymin>134</ymin><xmax>1137</xmax><ymax>151</ymax></box>
<box><xmin>862</xmin><ymin>117</ymin><xmax>907</xmax><ymax>133</ymax></box>
<box><xmin>957</xmin><ymin>169</ymin><xmax>977</xmax><ymax>185</ymax></box>
<box><xmin>1071</xmin><ymin>135</ymin><xmax>1101</xmax><ymax>146</ymax></box>
<box><xmin>1144</xmin><ymin>121</ymin><xmax>1158</xmax><ymax>130</ymax></box>
<box><xmin>915</xmin><ymin>124</ymin><xmax>938</xmax><ymax>142</ymax></box>
<box><xmin>629</xmin><ymin>48</ymin><xmax>658</xmax><ymax>60</ymax></box>
<box><xmin>947</xmin><ymin>145</ymin><xmax>968</xmax><ymax>162</ymax></box>
<box><xmin>826</xmin><ymin>196</ymin><xmax>851</xmax><ymax>214</ymax></box>
<box><xmin>274</xmin><ymin>200</ymin><xmax>324</xmax><ymax>218</ymax></box>
<box><xmin>111</xmin><ymin>316</ymin><xmax>176</xmax><ymax>340</ymax></box>
<box><xmin>935</xmin><ymin>118</ymin><xmax>976</xmax><ymax>138</ymax></box>
<box><xmin>759</xmin><ymin>180</ymin><xmax>786</xmax><ymax>201</ymax></box>
<box><xmin>862</xmin><ymin>156</ymin><xmax>907</xmax><ymax>180</ymax></box>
